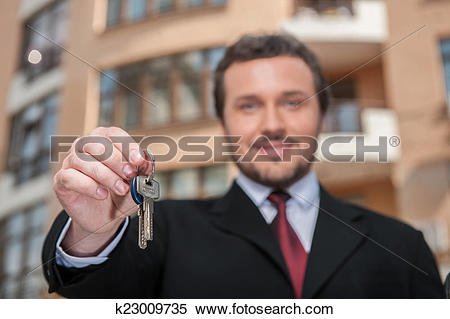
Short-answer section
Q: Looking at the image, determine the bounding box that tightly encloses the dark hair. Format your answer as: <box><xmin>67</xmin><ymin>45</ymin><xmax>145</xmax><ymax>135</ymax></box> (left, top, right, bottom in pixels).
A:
<box><xmin>213</xmin><ymin>33</ymin><xmax>330</xmax><ymax>119</ymax></box>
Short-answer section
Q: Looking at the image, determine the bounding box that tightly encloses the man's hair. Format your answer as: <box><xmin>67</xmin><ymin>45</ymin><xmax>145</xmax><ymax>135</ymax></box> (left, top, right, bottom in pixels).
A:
<box><xmin>213</xmin><ymin>33</ymin><xmax>330</xmax><ymax>120</ymax></box>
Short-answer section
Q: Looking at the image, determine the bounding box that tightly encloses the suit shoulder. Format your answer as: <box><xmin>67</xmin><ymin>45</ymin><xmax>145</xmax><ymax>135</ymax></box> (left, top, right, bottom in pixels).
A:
<box><xmin>338</xmin><ymin>198</ymin><xmax>421</xmax><ymax>240</ymax></box>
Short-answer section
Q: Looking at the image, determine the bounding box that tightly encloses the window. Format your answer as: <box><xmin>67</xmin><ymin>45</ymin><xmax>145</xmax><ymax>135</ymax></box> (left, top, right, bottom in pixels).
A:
<box><xmin>106</xmin><ymin>0</ymin><xmax>227</xmax><ymax>28</ymax></box>
<box><xmin>124</xmin><ymin>92</ymin><xmax>141</xmax><ymax>128</ymax></box>
<box><xmin>210</xmin><ymin>0</ymin><xmax>226</xmax><ymax>4</ymax></box>
<box><xmin>148</xmin><ymin>83</ymin><xmax>171</xmax><ymax>125</ymax></box>
<box><xmin>21</xmin><ymin>0</ymin><xmax>68</xmax><ymax>79</ymax></box>
<box><xmin>155</xmin><ymin>0</ymin><xmax>175</xmax><ymax>14</ymax></box>
<box><xmin>99</xmin><ymin>71</ymin><xmax>118</xmax><ymax>126</ymax></box>
<box><xmin>7</xmin><ymin>94</ymin><xmax>59</xmax><ymax>184</ymax></box>
<box><xmin>0</xmin><ymin>203</ymin><xmax>48</xmax><ymax>298</ymax></box>
<box><xmin>187</xmin><ymin>0</ymin><xmax>205</xmax><ymax>7</ymax></box>
<box><xmin>99</xmin><ymin>47</ymin><xmax>225</xmax><ymax>128</ymax></box>
<box><xmin>147</xmin><ymin>57</ymin><xmax>172</xmax><ymax>125</ymax></box>
<box><xmin>107</xmin><ymin>0</ymin><xmax>122</xmax><ymax>26</ymax></box>
<box><xmin>172</xmin><ymin>168</ymin><xmax>201</xmax><ymax>198</ymax></box>
<box><xmin>177</xmin><ymin>51</ymin><xmax>205</xmax><ymax>121</ymax></box>
<box><xmin>127</xmin><ymin>0</ymin><xmax>148</xmax><ymax>21</ymax></box>
<box><xmin>154</xmin><ymin>165</ymin><xmax>229</xmax><ymax>199</ymax></box>
<box><xmin>206</xmin><ymin>47</ymin><xmax>225</xmax><ymax>116</ymax></box>
<box><xmin>203</xmin><ymin>165</ymin><xmax>229</xmax><ymax>196</ymax></box>
<box><xmin>120</xmin><ymin>64</ymin><xmax>143</xmax><ymax>129</ymax></box>
<box><xmin>322</xmin><ymin>79</ymin><xmax>361</xmax><ymax>133</ymax></box>
<box><xmin>440</xmin><ymin>38</ymin><xmax>450</xmax><ymax>113</ymax></box>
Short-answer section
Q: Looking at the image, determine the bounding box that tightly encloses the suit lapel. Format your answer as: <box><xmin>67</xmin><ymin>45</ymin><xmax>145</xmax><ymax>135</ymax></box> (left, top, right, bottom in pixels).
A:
<box><xmin>211</xmin><ymin>182</ymin><xmax>369</xmax><ymax>299</ymax></box>
<box><xmin>211</xmin><ymin>182</ymin><xmax>293</xmax><ymax>291</ymax></box>
<box><xmin>302</xmin><ymin>187</ymin><xmax>368</xmax><ymax>298</ymax></box>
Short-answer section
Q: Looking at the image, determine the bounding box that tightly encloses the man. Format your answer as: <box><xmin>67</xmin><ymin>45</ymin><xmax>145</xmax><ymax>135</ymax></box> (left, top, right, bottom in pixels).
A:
<box><xmin>42</xmin><ymin>34</ymin><xmax>443</xmax><ymax>298</ymax></box>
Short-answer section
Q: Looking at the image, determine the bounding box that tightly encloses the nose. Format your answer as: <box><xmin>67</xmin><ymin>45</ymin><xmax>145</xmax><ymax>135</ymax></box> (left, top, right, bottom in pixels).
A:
<box><xmin>261</xmin><ymin>103</ymin><xmax>286</xmax><ymax>138</ymax></box>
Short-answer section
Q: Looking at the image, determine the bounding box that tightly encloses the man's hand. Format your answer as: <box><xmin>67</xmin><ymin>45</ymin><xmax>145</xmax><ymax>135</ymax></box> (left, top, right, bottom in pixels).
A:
<box><xmin>53</xmin><ymin>127</ymin><xmax>152</xmax><ymax>256</ymax></box>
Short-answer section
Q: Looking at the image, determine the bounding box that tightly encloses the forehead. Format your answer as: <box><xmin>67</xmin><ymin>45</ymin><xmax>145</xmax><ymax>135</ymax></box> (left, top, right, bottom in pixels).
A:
<box><xmin>223</xmin><ymin>56</ymin><xmax>315</xmax><ymax>97</ymax></box>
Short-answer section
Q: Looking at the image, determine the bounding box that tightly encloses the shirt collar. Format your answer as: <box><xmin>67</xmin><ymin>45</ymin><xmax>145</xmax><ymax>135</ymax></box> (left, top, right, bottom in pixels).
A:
<box><xmin>235</xmin><ymin>172</ymin><xmax>272</xmax><ymax>207</ymax></box>
<box><xmin>285</xmin><ymin>170</ymin><xmax>320</xmax><ymax>208</ymax></box>
<box><xmin>236</xmin><ymin>170</ymin><xmax>319</xmax><ymax>208</ymax></box>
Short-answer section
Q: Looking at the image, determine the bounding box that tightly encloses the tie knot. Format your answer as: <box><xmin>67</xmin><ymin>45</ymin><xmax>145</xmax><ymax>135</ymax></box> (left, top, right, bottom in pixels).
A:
<box><xmin>267</xmin><ymin>190</ymin><xmax>291</xmax><ymax>206</ymax></box>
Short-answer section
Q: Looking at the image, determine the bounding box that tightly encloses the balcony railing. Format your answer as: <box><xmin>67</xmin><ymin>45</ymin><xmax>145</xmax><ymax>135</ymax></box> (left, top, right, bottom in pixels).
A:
<box><xmin>319</xmin><ymin>104</ymin><xmax>400</xmax><ymax>162</ymax></box>
<box><xmin>284</xmin><ymin>0</ymin><xmax>387</xmax><ymax>44</ymax></box>
<box><xmin>294</xmin><ymin>0</ymin><xmax>354</xmax><ymax>17</ymax></box>
<box><xmin>106</xmin><ymin>0</ymin><xmax>228</xmax><ymax>29</ymax></box>
<box><xmin>322</xmin><ymin>100</ymin><xmax>362</xmax><ymax>133</ymax></box>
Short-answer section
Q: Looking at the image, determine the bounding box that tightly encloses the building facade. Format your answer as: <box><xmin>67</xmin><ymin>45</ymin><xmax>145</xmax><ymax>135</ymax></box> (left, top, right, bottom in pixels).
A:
<box><xmin>0</xmin><ymin>0</ymin><xmax>448</xmax><ymax>298</ymax></box>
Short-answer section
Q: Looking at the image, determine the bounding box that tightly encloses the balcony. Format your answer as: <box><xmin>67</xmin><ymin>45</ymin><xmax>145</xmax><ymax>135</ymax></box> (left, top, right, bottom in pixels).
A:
<box><xmin>281</xmin><ymin>0</ymin><xmax>387</xmax><ymax>72</ymax></box>
<box><xmin>318</xmin><ymin>102</ymin><xmax>400</xmax><ymax>163</ymax></box>
<box><xmin>322</xmin><ymin>99</ymin><xmax>362</xmax><ymax>133</ymax></box>
<box><xmin>314</xmin><ymin>102</ymin><xmax>399</xmax><ymax>187</ymax></box>
<box><xmin>285</xmin><ymin>0</ymin><xmax>387</xmax><ymax>42</ymax></box>
<box><xmin>294</xmin><ymin>0</ymin><xmax>355</xmax><ymax>17</ymax></box>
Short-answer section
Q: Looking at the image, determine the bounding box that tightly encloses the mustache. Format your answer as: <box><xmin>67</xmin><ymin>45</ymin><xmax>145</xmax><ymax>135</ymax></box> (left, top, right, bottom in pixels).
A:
<box><xmin>250</xmin><ymin>135</ymin><xmax>311</xmax><ymax>149</ymax></box>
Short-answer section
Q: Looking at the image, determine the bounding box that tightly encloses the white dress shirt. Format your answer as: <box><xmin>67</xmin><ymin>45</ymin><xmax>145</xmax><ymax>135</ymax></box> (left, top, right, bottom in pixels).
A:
<box><xmin>55</xmin><ymin>171</ymin><xmax>320</xmax><ymax>268</ymax></box>
<box><xmin>235</xmin><ymin>170</ymin><xmax>320</xmax><ymax>252</ymax></box>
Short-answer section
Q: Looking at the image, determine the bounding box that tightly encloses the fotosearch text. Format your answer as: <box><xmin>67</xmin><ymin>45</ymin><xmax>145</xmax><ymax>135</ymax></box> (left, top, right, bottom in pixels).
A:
<box><xmin>50</xmin><ymin>134</ymin><xmax>400</xmax><ymax>164</ymax></box>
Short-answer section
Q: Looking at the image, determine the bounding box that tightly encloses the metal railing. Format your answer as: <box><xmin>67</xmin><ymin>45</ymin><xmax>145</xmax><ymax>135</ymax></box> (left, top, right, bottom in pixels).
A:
<box><xmin>294</xmin><ymin>0</ymin><xmax>354</xmax><ymax>16</ymax></box>
<box><xmin>322</xmin><ymin>101</ymin><xmax>362</xmax><ymax>133</ymax></box>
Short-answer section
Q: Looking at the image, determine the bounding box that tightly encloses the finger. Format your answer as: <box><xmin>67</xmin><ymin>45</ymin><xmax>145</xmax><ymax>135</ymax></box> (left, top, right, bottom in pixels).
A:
<box><xmin>82</xmin><ymin>138</ymin><xmax>137</xmax><ymax>180</ymax></box>
<box><xmin>68</xmin><ymin>152</ymin><xmax>129</xmax><ymax>196</ymax></box>
<box><xmin>137</xmin><ymin>154</ymin><xmax>153</xmax><ymax>176</ymax></box>
<box><xmin>55</xmin><ymin>168</ymin><xmax>108</xmax><ymax>200</ymax></box>
<box><xmin>93</xmin><ymin>126</ymin><xmax>147</xmax><ymax>167</ymax></box>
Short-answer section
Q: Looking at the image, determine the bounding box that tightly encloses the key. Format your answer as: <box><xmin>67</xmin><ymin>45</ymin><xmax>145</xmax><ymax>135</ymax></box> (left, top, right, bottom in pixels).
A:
<box><xmin>130</xmin><ymin>149</ymin><xmax>159</xmax><ymax>249</ymax></box>
<box><xmin>137</xmin><ymin>204</ymin><xmax>147</xmax><ymax>249</ymax></box>
<box><xmin>131</xmin><ymin>176</ymin><xmax>148</xmax><ymax>249</ymax></box>
<box><xmin>136</xmin><ymin>176</ymin><xmax>159</xmax><ymax>241</ymax></box>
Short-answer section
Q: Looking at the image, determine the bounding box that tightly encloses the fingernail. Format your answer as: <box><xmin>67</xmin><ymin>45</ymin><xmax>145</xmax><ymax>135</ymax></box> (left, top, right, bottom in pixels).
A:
<box><xmin>123</xmin><ymin>164</ymin><xmax>135</xmax><ymax>178</ymax></box>
<box><xmin>130</xmin><ymin>150</ymin><xmax>142</xmax><ymax>163</ymax></box>
<box><xmin>115</xmin><ymin>180</ymin><xmax>128</xmax><ymax>195</ymax></box>
<box><xmin>96</xmin><ymin>187</ymin><xmax>108</xmax><ymax>199</ymax></box>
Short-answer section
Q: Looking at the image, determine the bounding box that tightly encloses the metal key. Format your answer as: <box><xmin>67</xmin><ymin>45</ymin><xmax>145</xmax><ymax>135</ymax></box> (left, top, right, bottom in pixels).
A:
<box><xmin>131</xmin><ymin>150</ymin><xmax>159</xmax><ymax>249</ymax></box>
<box><xmin>137</xmin><ymin>203</ymin><xmax>147</xmax><ymax>249</ymax></box>
<box><xmin>137</xmin><ymin>175</ymin><xmax>160</xmax><ymax>241</ymax></box>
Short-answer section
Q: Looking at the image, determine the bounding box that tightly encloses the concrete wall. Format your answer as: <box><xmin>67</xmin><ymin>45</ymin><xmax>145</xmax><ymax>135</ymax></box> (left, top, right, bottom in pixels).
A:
<box><xmin>383</xmin><ymin>0</ymin><xmax>450</xmax><ymax>221</ymax></box>
<box><xmin>0</xmin><ymin>1</ymin><xmax>22</xmax><ymax>174</ymax></box>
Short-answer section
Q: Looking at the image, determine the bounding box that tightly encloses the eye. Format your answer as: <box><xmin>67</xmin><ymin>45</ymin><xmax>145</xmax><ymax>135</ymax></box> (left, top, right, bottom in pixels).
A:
<box><xmin>240</xmin><ymin>103</ymin><xmax>259</xmax><ymax>111</ymax></box>
<box><xmin>284</xmin><ymin>99</ymin><xmax>302</xmax><ymax>108</ymax></box>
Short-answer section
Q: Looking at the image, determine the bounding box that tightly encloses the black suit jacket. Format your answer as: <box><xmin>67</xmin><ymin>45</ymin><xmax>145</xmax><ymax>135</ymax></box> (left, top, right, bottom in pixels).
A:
<box><xmin>42</xmin><ymin>182</ymin><xmax>443</xmax><ymax>298</ymax></box>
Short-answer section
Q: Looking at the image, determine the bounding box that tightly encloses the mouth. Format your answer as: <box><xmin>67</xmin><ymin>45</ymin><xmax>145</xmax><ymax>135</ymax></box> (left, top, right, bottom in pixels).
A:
<box><xmin>259</xmin><ymin>142</ymin><xmax>283</xmax><ymax>157</ymax></box>
<box><xmin>252</xmin><ymin>139</ymin><xmax>307</xmax><ymax>161</ymax></box>
<box><xmin>248</xmin><ymin>141</ymin><xmax>289</xmax><ymax>161</ymax></box>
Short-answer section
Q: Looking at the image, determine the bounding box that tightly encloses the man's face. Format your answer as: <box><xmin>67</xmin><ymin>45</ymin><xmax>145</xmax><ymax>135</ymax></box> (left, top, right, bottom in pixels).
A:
<box><xmin>222</xmin><ymin>56</ymin><xmax>322</xmax><ymax>188</ymax></box>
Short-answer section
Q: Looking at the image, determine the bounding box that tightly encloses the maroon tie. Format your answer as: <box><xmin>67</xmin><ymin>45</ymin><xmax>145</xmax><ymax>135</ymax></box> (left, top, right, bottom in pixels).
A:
<box><xmin>268</xmin><ymin>191</ymin><xmax>308</xmax><ymax>298</ymax></box>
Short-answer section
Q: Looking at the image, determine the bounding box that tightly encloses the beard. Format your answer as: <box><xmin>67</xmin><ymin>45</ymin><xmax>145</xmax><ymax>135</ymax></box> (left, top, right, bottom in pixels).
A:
<box><xmin>226</xmin><ymin>134</ymin><xmax>317</xmax><ymax>188</ymax></box>
<box><xmin>235</xmin><ymin>156</ymin><xmax>312</xmax><ymax>188</ymax></box>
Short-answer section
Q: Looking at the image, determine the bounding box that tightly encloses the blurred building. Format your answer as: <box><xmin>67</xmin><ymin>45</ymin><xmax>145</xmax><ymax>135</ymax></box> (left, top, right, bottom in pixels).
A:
<box><xmin>0</xmin><ymin>0</ymin><xmax>448</xmax><ymax>298</ymax></box>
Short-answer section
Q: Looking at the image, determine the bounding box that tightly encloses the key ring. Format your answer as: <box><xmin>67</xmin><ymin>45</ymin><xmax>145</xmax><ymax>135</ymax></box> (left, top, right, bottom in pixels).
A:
<box><xmin>137</xmin><ymin>149</ymin><xmax>155</xmax><ymax>182</ymax></box>
<box><xmin>131</xmin><ymin>149</ymin><xmax>155</xmax><ymax>205</ymax></box>
<box><xmin>137</xmin><ymin>149</ymin><xmax>155</xmax><ymax>184</ymax></box>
